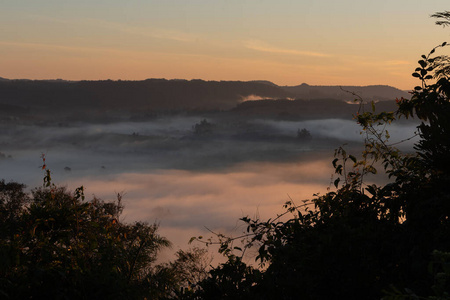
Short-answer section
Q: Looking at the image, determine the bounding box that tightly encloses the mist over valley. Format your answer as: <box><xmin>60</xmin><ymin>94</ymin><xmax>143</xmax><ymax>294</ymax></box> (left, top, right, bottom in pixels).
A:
<box><xmin>0</xmin><ymin>78</ymin><xmax>418</xmax><ymax>255</ymax></box>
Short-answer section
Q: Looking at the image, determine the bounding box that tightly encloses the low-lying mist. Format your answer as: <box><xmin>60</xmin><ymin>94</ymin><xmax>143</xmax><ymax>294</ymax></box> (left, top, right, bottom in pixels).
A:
<box><xmin>0</xmin><ymin>115</ymin><xmax>420</xmax><ymax>258</ymax></box>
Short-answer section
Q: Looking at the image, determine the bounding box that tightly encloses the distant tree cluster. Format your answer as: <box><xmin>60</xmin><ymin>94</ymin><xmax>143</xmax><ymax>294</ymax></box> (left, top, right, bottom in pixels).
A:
<box><xmin>0</xmin><ymin>152</ymin><xmax>12</xmax><ymax>159</ymax></box>
<box><xmin>296</xmin><ymin>128</ymin><xmax>312</xmax><ymax>140</ymax></box>
<box><xmin>193</xmin><ymin>119</ymin><xmax>214</xmax><ymax>136</ymax></box>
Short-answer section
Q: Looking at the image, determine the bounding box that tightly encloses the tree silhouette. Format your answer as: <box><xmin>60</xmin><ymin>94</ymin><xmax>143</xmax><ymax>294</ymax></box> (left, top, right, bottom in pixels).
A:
<box><xmin>190</xmin><ymin>12</ymin><xmax>450</xmax><ymax>300</ymax></box>
<box><xmin>0</xmin><ymin>167</ymin><xmax>171</xmax><ymax>299</ymax></box>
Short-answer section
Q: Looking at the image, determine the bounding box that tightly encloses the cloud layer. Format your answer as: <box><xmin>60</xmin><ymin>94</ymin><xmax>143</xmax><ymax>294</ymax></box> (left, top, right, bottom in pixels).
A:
<box><xmin>0</xmin><ymin>115</ymin><xmax>420</xmax><ymax>259</ymax></box>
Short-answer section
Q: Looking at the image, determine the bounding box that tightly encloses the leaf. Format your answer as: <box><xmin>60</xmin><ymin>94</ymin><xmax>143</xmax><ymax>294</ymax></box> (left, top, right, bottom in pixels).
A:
<box><xmin>366</xmin><ymin>185</ymin><xmax>377</xmax><ymax>196</ymax></box>
<box><xmin>348</xmin><ymin>155</ymin><xmax>357</xmax><ymax>163</ymax></box>
<box><xmin>412</xmin><ymin>73</ymin><xmax>421</xmax><ymax>78</ymax></box>
<box><xmin>442</xmin><ymin>41</ymin><xmax>447</xmax><ymax>46</ymax></box>
<box><xmin>332</xmin><ymin>158</ymin><xmax>339</xmax><ymax>168</ymax></box>
<box><xmin>366</xmin><ymin>165</ymin><xmax>377</xmax><ymax>174</ymax></box>
<box><xmin>334</xmin><ymin>178</ymin><xmax>340</xmax><ymax>188</ymax></box>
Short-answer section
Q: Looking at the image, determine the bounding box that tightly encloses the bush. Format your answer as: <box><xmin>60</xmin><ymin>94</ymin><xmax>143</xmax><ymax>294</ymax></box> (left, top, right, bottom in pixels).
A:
<box><xmin>0</xmin><ymin>168</ymin><xmax>171</xmax><ymax>299</ymax></box>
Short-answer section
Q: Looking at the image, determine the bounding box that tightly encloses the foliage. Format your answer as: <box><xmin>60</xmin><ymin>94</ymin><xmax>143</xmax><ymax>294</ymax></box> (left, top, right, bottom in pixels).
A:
<box><xmin>0</xmin><ymin>164</ymin><xmax>171</xmax><ymax>299</ymax></box>
<box><xmin>148</xmin><ymin>247</ymin><xmax>213</xmax><ymax>299</ymax></box>
<box><xmin>296</xmin><ymin>128</ymin><xmax>312</xmax><ymax>140</ymax></box>
<box><xmin>432</xmin><ymin>11</ymin><xmax>450</xmax><ymax>28</ymax></box>
<box><xmin>383</xmin><ymin>250</ymin><xmax>450</xmax><ymax>300</ymax></box>
<box><xmin>191</xmin><ymin>255</ymin><xmax>262</xmax><ymax>300</ymax></box>
<box><xmin>190</xmin><ymin>12</ymin><xmax>450</xmax><ymax>299</ymax></box>
<box><xmin>193</xmin><ymin>119</ymin><xmax>214</xmax><ymax>136</ymax></box>
<box><xmin>169</xmin><ymin>247</ymin><xmax>212</xmax><ymax>294</ymax></box>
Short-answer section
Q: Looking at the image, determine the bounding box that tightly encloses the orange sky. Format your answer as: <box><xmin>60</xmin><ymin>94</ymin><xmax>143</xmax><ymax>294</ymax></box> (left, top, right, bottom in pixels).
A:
<box><xmin>1</xmin><ymin>1</ymin><xmax>450</xmax><ymax>90</ymax></box>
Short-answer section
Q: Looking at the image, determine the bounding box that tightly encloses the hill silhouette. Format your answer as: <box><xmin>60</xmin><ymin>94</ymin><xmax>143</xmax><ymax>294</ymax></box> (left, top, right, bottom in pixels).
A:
<box><xmin>0</xmin><ymin>78</ymin><xmax>407</xmax><ymax>122</ymax></box>
<box><xmin>232</xmin><ymin>98</ymin><xmax>398</xmax><ymax>120</ymax></box>
<box><xmin>282</xmin><ymin>83</ymin><xmax>409</xmax><ymax>101</ymax></box>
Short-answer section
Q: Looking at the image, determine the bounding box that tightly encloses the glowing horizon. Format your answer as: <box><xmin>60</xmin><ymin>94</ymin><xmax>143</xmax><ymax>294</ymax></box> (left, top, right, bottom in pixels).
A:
<box><xmin>1</xmin><ymin>1</ymin><xmax>449</xmax><ymax>90</ymax></box>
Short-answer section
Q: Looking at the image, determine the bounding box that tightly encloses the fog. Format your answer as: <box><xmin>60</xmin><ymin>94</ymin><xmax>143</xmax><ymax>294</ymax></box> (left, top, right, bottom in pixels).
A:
<box><xmin>0</xmin><ymin>115</ymin><xmax>420</xmax><ymax>260</ymax></box>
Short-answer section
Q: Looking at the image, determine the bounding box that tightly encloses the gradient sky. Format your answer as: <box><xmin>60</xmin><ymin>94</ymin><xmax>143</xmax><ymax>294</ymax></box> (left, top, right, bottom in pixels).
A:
<box><xmin>1</xmin><ymin>1</ymin><xmax>449</xmax><ymax>89</ymax></box>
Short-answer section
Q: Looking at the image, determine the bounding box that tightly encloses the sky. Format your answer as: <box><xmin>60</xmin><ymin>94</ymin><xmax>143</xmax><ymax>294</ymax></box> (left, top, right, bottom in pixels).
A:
<box><xmin>1</xmin><ymin>1</ymin><xmax>450</xmax><ymax>89</ymax></box>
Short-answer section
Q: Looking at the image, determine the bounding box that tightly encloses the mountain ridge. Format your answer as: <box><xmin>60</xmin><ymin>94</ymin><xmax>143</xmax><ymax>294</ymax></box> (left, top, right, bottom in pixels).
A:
<box><xmin>0</xmin><ymin>77</ymin><xmax>409</xmax><ymax>101</ymax></box>
<box><xmin>0</xmin><ymin>77</ymin><xmax>409</xmax><ymax>122</ymax></box>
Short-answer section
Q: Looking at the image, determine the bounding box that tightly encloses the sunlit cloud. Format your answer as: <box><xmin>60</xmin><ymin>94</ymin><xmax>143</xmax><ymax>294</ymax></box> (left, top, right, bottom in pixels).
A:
<box><xmin>0</xmin><ymin>41</ymin><xmax>131</xmax><ymax>55</ymax></box>
<box><xmin>384</xmin><ymin>60</ymin><xmax>411</xmax><ymax>66</ymax></box>
<box><xmin>93</xmin><ymin>19</ymin><xmax>199</xmax><ymax>43</ymax></box>
<box><xmin>21</xmin><ymin>13</ymin><xmax>199</xmax><ymax>43</ymax></box>
<box><xmin>245</xmin><ymin>39</ymin><xmax>331</xmax><ymax>57</ymax></box>
<box><xmin>337</xmin><ymin>54</ymin><xmax>411</xmax><ymax>68</ymax></box>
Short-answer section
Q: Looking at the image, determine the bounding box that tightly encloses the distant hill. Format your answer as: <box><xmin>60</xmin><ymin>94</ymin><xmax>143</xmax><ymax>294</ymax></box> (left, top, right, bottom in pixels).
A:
<box><xmin>0</xmin><ymin>79</ymin><xmax>290</xmax><ymax>121</ymax></box>
<box><xmin>0</xmin><ymin>78</ymin><xmax>408</xmax><ymax>122</ymax></box>
<box><xmin>283</xmin><ymin>83</ymin><xmax>410</xmax><ymax>101</ymax></box>
<box><xmin>232</xmin><ymin>98</ymin><xmax>398</xmax><ymax>120</ymax></box>
<box><xmin>248</xmin><ymin>80</ymin><xmax>279</xmax><ymax>87</ymax></box>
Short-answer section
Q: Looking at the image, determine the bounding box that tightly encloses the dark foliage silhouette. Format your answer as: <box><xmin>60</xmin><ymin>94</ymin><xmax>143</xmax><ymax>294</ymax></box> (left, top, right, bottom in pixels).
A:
<box><xmin>189</xmin><ymin>12</ymin><xmax>450</xmax><ymax>300</ymax></box>
<box><xmin>0</xmin><ymin>161</ymin><xmax>171</xmax><ymax>299</ymax></box>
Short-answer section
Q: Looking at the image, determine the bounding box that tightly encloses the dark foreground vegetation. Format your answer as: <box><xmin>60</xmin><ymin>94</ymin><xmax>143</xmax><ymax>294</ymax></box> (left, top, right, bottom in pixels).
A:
<box><xmin>2</xmin><ymin>11</ymin><xmax>450</xmax><ymax>300</ymax></box>
<box><xmin>189</xmin><ymin>13</ymin><xmax>450</xmax><ymax>299</ymax></box>
<box><xmin>0</xmin><ymin>162</ymin><xmax>212</xmax><ymax>299</ymax></box>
